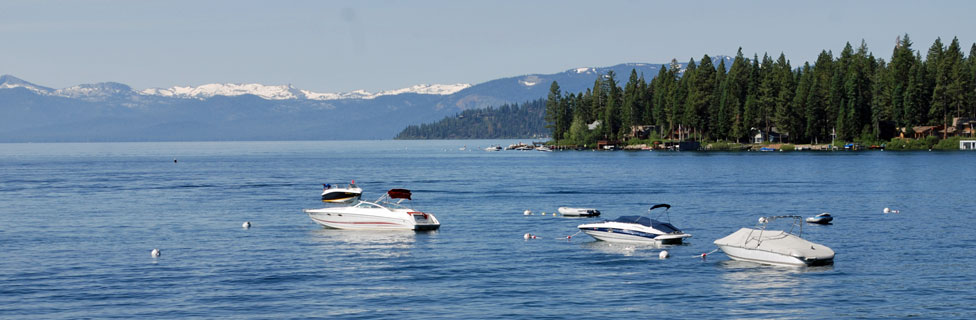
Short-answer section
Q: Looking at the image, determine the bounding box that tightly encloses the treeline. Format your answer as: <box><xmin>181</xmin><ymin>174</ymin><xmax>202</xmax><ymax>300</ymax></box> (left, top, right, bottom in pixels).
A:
<box><xmin>395</xmin><ymin>99</ymin><xmax>547</xmax><ymax>139</ymax></box>
<box><xmin>546</xmin><ymin>35</ymin><xmax>976</xmax><ymax>145</ymax></box>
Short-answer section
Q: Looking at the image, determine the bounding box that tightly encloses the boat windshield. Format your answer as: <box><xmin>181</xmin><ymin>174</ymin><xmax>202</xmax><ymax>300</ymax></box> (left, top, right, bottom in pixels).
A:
<box><xmin>612</xmin><ymin>216</ymin><xmax>681</xmax><ymax>233</ymax></box>
<box><xmin>324</xmin><ymin>183</ymin><xmax>360</xmax><ymax>190</ymax></box>
<box><xmin>354</xmin><ymin>201</ymin><xmax>382</xmax><ymax>209</ymax></box>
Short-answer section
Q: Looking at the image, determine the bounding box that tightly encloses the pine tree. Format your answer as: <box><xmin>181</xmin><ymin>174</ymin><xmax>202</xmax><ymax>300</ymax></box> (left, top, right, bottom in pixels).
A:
<box><xmin>945</xmin><ymin>37</ymin><xmax>970</xmax><ymax>125</ymax></box>
<box><xmin>710</xmin><ymin>58</ymin><xmax>727</xmax><ymax>139</ymax></box>
<box><xmin>603</xmin><ymin>71</ymin><xmax>621</xmax><ymax>140</ymax></box>
<box><xmin>772</xmin><ymin>53</ymin><xmax>797</xmax><ymax>142</ymax></box>
<box><xmin>793</xmin><ymin>63</ymin><xmax>814</xmax><ymax>142</ymax></box>
<box><xmin>930</xmin><ymin>37</ymin><xmax>959</xmax><ymax>136</ymax></box>
<box><xmin>672</xmin><ymin>59</ymin><xmax>694</xmax><ymax>139</ymax></box>
<box><xmin>922</xmin><ymin>37</ymin><xmax>944</xmax><ymax>125</ymax></box>
<box><xmin>903</xmin><ymin>53</ymin><xmax>926</xmax><ymax>127</ymax></box>
<box><xmin>805</xmin><ymin>51</ymin><xmax>832</xmax><ymax>143</ymax></box>
<box><xmin>889</xmin><ymin>34</ymin><xmax>915</xmax><ymax>127</ymax></box>
<box><xmin>651</xmin><ymin>66</ymin><xmax>670</xmax><ymax>133</ymax></box>
<box><xmin>685</xmin><ymin>55</ymin><xmax>715</xmax><ymax>140</ymax></box>
<box><xmin>638</xmin><ymin>74</ymin><xmax>652</xmax><ymax>126</ymax></box>
<box><xmin>757</xmin><ymin>54</ymin><xmax>777</xmax><ymax>139</ymax></box>
<box><xmin>743</xmin><ymin>55</ymin><xmax>761</xmax><ymax>140</ymax></box>
<box><xmin>970</xmin><ymin>43</ymin><xmax>976</xmax><ymax>118</ymax></box>
<box><xmin>545</xmin><ymin>81</ymin><xmax>563</xmax><ymax>139</ymax></box>
<box><xmin>620</xmin><ymin>69</ymin><xmax>640</xmax><ymax>138</ymax></box>
<box><xmin>722</xmin><ymin>49</ymin><xmax>749</xmax><ymax>141</ymax></box>
<box><xmin>871</xmin><ymin>59</ymin><xmax>892</xmax><ymax>139</ymax></box>
<box><xmin>590</xmin><ymin>77</ymin><xmax>606</xmax><ymax>123</ymax></box>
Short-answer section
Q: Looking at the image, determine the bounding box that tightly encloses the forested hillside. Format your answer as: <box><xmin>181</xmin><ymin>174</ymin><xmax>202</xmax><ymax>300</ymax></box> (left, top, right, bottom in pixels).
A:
<box><xmin>545</xmin><ymin>35</ymin><xmax>976</xmax><ymax>145</ymax></box>
<box><xmin>395</xmin><ymin>99</ymin><xmax>547</xmax><ymax>139</ymax></box>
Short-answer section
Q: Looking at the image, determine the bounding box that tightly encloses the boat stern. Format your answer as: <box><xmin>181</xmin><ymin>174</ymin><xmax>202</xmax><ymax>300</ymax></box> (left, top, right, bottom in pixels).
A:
<box><xmin>408</xmin><ymin>211</ymin><xmax>440</xmax><ymax>231</ymax></box>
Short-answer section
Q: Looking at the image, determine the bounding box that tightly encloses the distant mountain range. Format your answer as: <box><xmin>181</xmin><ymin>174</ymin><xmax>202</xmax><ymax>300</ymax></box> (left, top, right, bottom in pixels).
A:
<box><xmin>0</xmin><ymin>57</ymin><xmax>728</xmax><ymax>142</ymax></box>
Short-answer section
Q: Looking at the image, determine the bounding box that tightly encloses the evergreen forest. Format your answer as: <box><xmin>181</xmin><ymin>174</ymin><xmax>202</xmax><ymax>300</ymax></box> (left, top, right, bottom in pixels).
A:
<box><xmin>395</xmin><ymin>99</ymin><xmax>548</xmax><ymax>139</ymax></box>
<box><xmin>546</xmin><ymin>35</ymin><xmax>976</xmax><ymax>146</ymax></box>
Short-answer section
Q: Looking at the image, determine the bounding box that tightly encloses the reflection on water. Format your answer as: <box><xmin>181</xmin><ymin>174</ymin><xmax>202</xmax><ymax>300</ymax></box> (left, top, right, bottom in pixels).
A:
<box><xmin>580</xmin><ymin>240</ymin><xmax>667</xmax><ymax>257</ymax></box>
<box><xmin>308</xmin><ymin>228</ymin><xmax>426</xmax><ymax>258</ymax></box>
<box><xmin>716</xmin><ymin>260</ymin><xmax>834</xmax><ymax>318</ymax></box>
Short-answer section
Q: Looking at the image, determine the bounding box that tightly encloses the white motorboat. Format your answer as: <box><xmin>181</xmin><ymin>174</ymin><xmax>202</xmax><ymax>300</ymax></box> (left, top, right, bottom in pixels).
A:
<box><xmin>577</xmin><ymin>204</ymin><xmax>691</xmax><ymax>244</ymax></box>
<box><xmin>557</xmin><ymin>207</ymin><xmax>601</xmax><ymax>217</ymax></box>
<box><xmin>484</xmin><ymin>145</ymin><xmax>502</xmax><ymax>152</ymax></box>
<box><xmin>805</xmin><ymin>212</ymin><xmax>833</xmax><ymax>224</ymax></box>
<box><xmin>320</xmin><ymin>181</ymin><xmax>362</xmax><ymax>203</ymax></box>
<box><xmin>304</xmin><ymin>189</ymin><xmax>440</xmax><ymax>231</ymax></box>
<box><xmin>536</xmin><ymin>146</ymin><xmax>553</xmax><ymax>152</ymax></box>
<box><xmin>713</xmin><ymin>215</ymin><xmax>834</xmax><ymax>267</ymax></box>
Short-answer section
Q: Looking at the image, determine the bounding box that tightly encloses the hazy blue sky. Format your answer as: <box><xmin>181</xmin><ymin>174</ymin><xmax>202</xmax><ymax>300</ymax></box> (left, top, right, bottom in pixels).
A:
<box><xmin>1</xmin><ymin>0</ymin><xmax>974</xmax><ymax>92</ymax></box>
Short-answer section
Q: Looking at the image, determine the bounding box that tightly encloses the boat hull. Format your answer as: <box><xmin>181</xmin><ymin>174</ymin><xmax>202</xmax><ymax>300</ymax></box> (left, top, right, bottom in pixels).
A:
<box><xmin>578</xmin><ymin>227</ymin><xmax>689</xmax><ymax>244</ymax></box>
<box><xmin>716</xmin><ymin>244</ymin><xmax>833</xmax><ymax>267</ymax></box>
<box><xmin>321</xmin><ymin>191</ymin><xmax>362</xmax><ymax>203</ymax></box>
<box><xmin>805</xmin><ymin>217</ymin><xmax>833</xmax><ymax>224</ymax></box>
<box><xmin>558</xmin><ymin>207</ymin><xmax>601</xmax><ymax>217</ymax></box>
<box><xmin>304</xmin><ymin>208</ymin><xmax>439</xmax><ymax>231</ymax></box>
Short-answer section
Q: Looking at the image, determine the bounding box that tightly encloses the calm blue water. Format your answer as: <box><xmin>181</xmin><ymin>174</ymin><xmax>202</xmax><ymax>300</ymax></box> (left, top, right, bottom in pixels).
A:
<box><xmin>1</xmin><ymin>140</ymin><xmax>974</xmax><ymax>319</ymax></box>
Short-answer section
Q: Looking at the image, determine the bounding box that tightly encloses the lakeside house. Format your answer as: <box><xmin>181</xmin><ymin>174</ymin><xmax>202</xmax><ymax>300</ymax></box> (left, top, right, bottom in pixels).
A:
<box><xmin>900</xmin><ymin>118</ymin><xmax>976</xmax><ymax>139</ymax></box>
<box><xmin>626</xmin><ymin>125</ymin><xmax>657</xmax><ymax>140</ymax></box>
<box><xmin>752</xmin><ymin>127</ymin><xmax>788</xmax><ymax>143</ymax></box>
<box><xmin>962</xmin><ymin>140</ymin><xmax>976</xmax><ymax>150</ymax></box>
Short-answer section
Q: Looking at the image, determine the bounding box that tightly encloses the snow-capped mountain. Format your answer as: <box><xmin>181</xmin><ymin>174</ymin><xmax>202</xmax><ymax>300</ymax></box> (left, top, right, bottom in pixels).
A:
<box><xmin>0</xmin><ymin>74</ymin><xmax>469</xmax><ymax>101</ymax></box>
<box><xmin>55</xmin><ymin>82</ymin><xmax>134</xmax><ymax>99</ymax></box>
<box><xmin>0</xmin><ymin>55</ymin><xmax>731</xmax><ymax>142</ymax></box>
<box><xmin>140</xmin><ymin>82</ymin><xmax>471</xmax><ymax>101</ymax></box>
<box><xmin>0</xmin><ymin>75</ymin><xmax>54</xmax><ymax>95</ymax></box>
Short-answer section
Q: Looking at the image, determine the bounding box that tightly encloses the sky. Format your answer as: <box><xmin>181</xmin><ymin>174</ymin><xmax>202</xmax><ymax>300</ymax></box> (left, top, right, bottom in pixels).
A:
<box><xmin>1</xmin><ymin>0</ymin><xmax>975</xmax><ymax>93</ymax></box>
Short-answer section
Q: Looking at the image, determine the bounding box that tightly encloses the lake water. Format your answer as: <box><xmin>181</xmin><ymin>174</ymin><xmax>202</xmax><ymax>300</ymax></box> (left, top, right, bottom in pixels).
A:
<box><xmin>1</xmin><ymin>140</ymin><xmax>974</xmax><ymax>319</ymax></box>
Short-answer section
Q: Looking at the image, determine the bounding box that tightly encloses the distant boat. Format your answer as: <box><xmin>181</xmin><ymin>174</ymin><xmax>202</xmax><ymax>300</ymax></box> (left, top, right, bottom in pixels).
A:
<box><xmin>484</xmin><ymin>145</ymin><xmax>502</xmax><ymax>151</ymax></box>
<box><xmin>320</xmin><ymin>182</ymin><xmax>362</xmax><ymax>203</ymax></box>
<box><xmin>536</xmin><ymin>146</ymin><xmax>552</xmax><ymax>152</ymax></box>
<box><xmin>557</xmin><ymin>207</ymin><xmax>600</xmax><ymax>217</ymax></box>
<box><xmin>805</xmin><ymin>212</ymin><xmax>833</xmax><ymax>224</ymax></box>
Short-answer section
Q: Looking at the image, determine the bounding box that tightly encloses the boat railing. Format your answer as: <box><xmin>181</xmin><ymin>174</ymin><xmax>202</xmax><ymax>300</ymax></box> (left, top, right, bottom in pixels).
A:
<box><xmin>746</xmin><ymin>215</ymin><xmax>803</xmax><ymax>247</ymax></box>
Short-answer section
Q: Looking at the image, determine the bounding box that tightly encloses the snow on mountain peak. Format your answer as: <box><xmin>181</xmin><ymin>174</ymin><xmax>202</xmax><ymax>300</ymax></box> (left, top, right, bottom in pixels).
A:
<box><xmin>140</xmin><ymin>83</ymin><xmax>303</xmax><ymax>100</ymax></box>
<box><xmin>140</xmin><ymin>82</ymin><xmax>471</xmax><ymax>101</ymax></box>
<box><xmin>0</xmin><ymin>74</ymin><xmax>54</xmax><ymax>94</ymax></box>
<box><xmin>519</xmin><ymin>75</ymin><xmax>542</xmax><ymax>87</ymax></box>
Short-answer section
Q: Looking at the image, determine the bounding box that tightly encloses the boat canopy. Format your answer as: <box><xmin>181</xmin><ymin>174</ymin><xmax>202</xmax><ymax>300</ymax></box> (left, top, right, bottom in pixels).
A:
<box><xmin>613</xmin><ymin>216</ymin><xmax>681</xmax><ymax>233</ymax></box>
<box><xmin>387</xmin><ymin>189</ymin><xmax>412</xmax><ymax>200</ymax></box>
<box><xmin>649</xmin><ymin>203</ymin><xmax>671</xmax><ymax>211</ymax></box>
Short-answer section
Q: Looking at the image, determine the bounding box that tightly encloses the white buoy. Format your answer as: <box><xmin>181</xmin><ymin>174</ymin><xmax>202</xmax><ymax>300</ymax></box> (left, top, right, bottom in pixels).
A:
<box><xmin>883</xmin><ymin>207</ymin><xmax>890</xmax><ymax>214</ymax></box>
<box><xmin>151</xmin><ymin>248</ymin><xmax>160</xmax><ymax>258</ymax></box>
<box><xmin>659</xmin><ymin>250</ymin><xmax>670</xmax><ymax>259</ymax></box>
<box><xmin>523</xmin><ymin>210</ymin><xmax>532</xmax><ymax>215</ymax></box>
<box><xmin>541</xmin><ymin>212</ymin><xmax>546</xmax><ymax>216</ymax></box>
<box><xmin>242</xmin><ymin>221</ymin><xmax>251</xmax><ymax>229</ymax></box>
<box><xmin>524</xmin><ymin>233</ymin><xmax>531</xmax><ymax>240</ymax></box>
